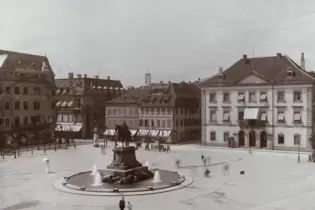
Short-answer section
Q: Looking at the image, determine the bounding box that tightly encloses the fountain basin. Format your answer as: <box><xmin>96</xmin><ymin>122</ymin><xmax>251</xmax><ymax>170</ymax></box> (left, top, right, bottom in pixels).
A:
<box><xmin>54</xmin><ymin>169</ymin><xmax>193</xmax><ymax>196</ymax></box>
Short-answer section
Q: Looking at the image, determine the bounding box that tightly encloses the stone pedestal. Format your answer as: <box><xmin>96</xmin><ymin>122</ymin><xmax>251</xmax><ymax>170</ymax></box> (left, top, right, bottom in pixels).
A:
<box><xmin>106</xmin><ymin>146</ymin><xmax>148</xmax><ymax>177</ymax></box>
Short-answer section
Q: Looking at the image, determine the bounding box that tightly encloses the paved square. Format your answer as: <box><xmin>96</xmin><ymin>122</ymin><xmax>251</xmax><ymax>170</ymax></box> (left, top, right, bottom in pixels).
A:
<box><xmin>1</xmin><ymin>143</ymin><xmax>315</xmax><ymax>210</ymax></box>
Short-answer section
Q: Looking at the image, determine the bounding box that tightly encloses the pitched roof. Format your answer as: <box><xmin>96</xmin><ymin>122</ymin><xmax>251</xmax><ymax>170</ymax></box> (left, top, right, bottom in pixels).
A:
<box><xmin>107</xmin><ymin>82</ymin><xmax>200</xmax><ymax>107</ymax></box>
<box><xmin>55</xmin><ymin>77</ymin><xmax>123</xmax><ymax>88</ymax></box>
<box><xmin>0</xmin><ymin>49</ymin><xmax>53</xmax><ymax>72</ymax></box>
<box><xmin>200</xmin><ymin>53</ymin><xmax>315</xmax><ymax>87</ymax></box>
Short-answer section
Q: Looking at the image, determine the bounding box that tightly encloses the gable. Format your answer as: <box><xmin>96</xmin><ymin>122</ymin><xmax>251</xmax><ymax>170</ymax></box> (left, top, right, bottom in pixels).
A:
<box><xmin>238</xmin><ymin>74</ymin><xmax>268</xmax><ymax>84</ymax></box>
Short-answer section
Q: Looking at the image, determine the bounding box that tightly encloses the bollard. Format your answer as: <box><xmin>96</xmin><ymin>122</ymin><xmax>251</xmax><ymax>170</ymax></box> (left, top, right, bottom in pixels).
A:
<box><xmin>31</xmin><ymin>147</ymin><xmax>33</xmax><ymax>156</ymax></box>
<box><xmin>73</xmin><ymin>140</ymin><xmax>76</xmax><ymax>149</ymax></box>
<box><xmin>54</xmin><ymin>141</ymin><xmax>57</xmax><ymax>151</ymax></box>
<box><xmin>14</xmin><ymin>150</ymin><xmax>16</xmax><ymax>159</ymax></box>
<box><xmin>44</xmin><ymin>143</ymin><xmax>46</xmax><ymax>153</ymax></box>
<box><xmin>65</xmin><ymin>142</ymin><xmax>68</xmax><ymax>150</ymax></box>
<box><xmin>37</xmin><ymin>144</ymin><xmax>40</xmax><ymax>151</ymax></box>
<box><xmin>2</xmin><ymin>150</ymin><xmax>4</xmax><ymax>159</ymax></box>
<box><xmin>17</xmin><ymin>148</ymin><xmax>20</xmax><ymax>157</ymax></box>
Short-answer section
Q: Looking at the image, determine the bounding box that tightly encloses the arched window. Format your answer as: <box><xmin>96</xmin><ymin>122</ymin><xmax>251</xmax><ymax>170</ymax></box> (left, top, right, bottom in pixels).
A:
<box><xmin>294</xmin><ymin>134</ymin><xmax>301</xmax><ymax>145</ymax></box>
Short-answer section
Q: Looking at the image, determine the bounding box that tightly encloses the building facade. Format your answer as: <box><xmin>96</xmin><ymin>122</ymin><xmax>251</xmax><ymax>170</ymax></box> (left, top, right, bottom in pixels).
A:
<box><xmin>55</xmin><ymin>73</ymin><xmax>124</xmax><ymax>139</ymax></box>
<box><xmin>200</xmin><ymin>53</ymin><xmax>315</xmax><ymax>151</ymax></box>
<box><xmin>105</xmin><ymin>81</ymin><xmax>201</xmax><ymax>142</ymax></box>
<box><xmin>0</xmin><ymin>50</ymin><xmax>56</xmax><ymax>147</ymax></box>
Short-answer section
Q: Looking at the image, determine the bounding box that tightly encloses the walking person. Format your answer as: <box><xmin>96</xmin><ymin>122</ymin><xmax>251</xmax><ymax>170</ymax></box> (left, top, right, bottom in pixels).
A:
<box><xmin>201</xmin><ymin>154</ymin><xmax>204</xmax><ymax>162</ymax></box>
<box><xmin>127</xmin><ymin>201</ymin><xmax>132</xmax><ymax>210</ymax></box>
<box><xmin>222</xmin><ymin>163</ymin><xmax>230</xmax><ymax>175</ymax></box>
<box><xmin>203</xmin><ymin>157</ymin><xmax>207</xmax><ymax>166</ymax></box>
<box><xmin>119</xmin><ymin>196</ymin><xmax>125</xmax><ymax>210</ymax></box>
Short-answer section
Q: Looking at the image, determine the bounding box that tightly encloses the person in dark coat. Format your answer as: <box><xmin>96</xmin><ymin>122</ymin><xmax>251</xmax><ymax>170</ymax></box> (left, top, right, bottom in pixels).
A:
<box><xmin>119</xmin><ymin>196</ymin><xmax>125</xmax><ymax>210</ymax></box>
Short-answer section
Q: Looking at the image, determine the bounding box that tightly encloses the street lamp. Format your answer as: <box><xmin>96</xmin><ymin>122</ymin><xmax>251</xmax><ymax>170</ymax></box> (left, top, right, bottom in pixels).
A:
<box><xmin>298</xmin><ymin>138</ymin><xmax>301</xmax><ymax>163</ymax></box>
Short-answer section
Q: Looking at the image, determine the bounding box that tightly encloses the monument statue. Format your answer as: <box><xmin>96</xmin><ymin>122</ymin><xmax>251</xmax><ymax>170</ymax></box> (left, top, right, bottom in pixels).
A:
<box><xmin>114</xmin><ymin>122</ymin><xmax>131</xmax><ymax>147</ymax></box>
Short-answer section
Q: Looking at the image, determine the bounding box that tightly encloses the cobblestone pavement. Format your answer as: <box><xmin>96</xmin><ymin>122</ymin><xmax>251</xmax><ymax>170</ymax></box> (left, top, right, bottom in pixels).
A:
<box><xmin>1</xmin><ymin>143</ymin><xmax>315</xmax><ymax>210</ymax></box>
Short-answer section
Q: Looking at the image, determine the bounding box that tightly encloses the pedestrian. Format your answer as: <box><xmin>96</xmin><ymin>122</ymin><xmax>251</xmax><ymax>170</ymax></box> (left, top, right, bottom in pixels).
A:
<box><xmin>127</xmin><ymin>201</ymin><xmax>132</xmax><ymax>210</ymax></box>
<box><xmin>222</xmin><ymin>163</ymin><xmax>230</xmax><ymax>175</ymax></box>
<box><xmin>201</xmin><ymin>154</ymin><xmax>205</xmax><ymax>162</ymax></box>
<box><xmin>203</xmin><ymin>158</ymin><xmax>207</xmax><ymax>166</ymax></box>
<box><xmin>204</xmin><ymin>168</ymin><xmax>210</xmax><ymax>177</ymax></box>
<box><xmin>119</xmin><ymin>196</ymin><xmax>125</xmax><ymax>210</ymax></box>
<box><xmin>175</xmin><ymin>159</ymin><xmax>181</xmax><ymax>168</ymax></box>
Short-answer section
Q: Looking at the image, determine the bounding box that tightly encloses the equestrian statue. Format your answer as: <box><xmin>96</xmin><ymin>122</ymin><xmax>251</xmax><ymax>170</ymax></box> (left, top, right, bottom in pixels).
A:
<box><xmin>114</xmin><ymin>122</ymin><xmax>132</xmax><ymax>147</ymax></box>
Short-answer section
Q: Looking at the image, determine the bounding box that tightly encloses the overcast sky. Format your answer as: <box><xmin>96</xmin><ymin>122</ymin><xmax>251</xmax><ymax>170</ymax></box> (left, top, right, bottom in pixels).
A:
<box><xmin>1</xmin><ymin>0</ymin><xmax>315</xmax><ymax>86</ymax></box>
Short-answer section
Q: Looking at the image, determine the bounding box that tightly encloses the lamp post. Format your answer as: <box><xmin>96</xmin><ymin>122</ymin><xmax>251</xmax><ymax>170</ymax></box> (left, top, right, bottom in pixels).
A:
<box><xmin>298</xmin><ymin>139</ymin><xmax>301</xmax><ymax>163</ymax></box>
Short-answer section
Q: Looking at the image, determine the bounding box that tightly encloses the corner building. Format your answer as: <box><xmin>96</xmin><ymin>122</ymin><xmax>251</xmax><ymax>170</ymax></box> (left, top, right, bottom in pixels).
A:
<box><xmin>200</xmin><ymin>53</ymin><xmax>315</xmax><ymax>151</ymax></box>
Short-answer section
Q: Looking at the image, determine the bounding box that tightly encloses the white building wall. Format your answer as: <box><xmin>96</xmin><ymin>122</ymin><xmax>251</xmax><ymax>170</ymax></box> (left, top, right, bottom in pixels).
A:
<box><xmin>202</xmin><ymin>83</ymin><xmax>313</xmax><ymax>151</ymax></box>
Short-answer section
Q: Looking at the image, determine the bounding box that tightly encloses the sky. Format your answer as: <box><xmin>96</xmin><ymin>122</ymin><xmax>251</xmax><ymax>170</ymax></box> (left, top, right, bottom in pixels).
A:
<box><xmin>1</xmin><ymin>0</ymin><xmax>315</xmax><ymax>86</ymax></box>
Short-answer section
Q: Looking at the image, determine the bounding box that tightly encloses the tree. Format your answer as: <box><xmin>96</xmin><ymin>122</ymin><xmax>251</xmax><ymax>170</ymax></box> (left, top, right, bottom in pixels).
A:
<box><xmin>309</xmin><ymin>134</ymin><xmax>315</xmax><ymax>162</ymax></box>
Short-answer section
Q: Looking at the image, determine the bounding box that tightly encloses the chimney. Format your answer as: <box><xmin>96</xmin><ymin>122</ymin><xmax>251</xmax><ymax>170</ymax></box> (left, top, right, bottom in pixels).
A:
<box><xmin>84</xmin><ymin>74</ymin><xmax>87</xmax><ymax>78</ymax></box>
<box><xmin>301</xmin><ymin>52</ymin><xmax>305</xmax><ymax>70</ymax></box>
<box><xmin>243</xmin><ymin>54</ymin><xmax>247</xmax><ymax>60</ymax></box>
<box><xmin>95</xmin><ymin>75</ymin><xmax>99</xmax><ymax>79</ymax></box>
<box><xmin>68</xmin><ymin>72</ymin><xmax>73</xmax><ymax>79</ymax></box>
<box><xmin>77</xmin><ymin>74</ymin><xmax>81</xmax><ymax>79</ymax></box>
<box><xmin>107</xmin><ymin>76</ymin><xmax>110</xmax><ymax>80</ymax></box>
<box><xmin>160</xmin><ymin>81</ymin><xmax>163</xmax><ymax>84</ymax></box>
<box><xmin>277</xmin><ymin>53</ymin><xmax>282</xmax><ymax>59</ymax></box>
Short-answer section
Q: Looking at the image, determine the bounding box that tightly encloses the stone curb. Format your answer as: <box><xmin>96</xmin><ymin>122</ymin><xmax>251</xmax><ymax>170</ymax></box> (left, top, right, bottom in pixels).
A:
<box><xmin>53</xmin><ymin>175</ymin><xmax>193</xmax><ymax>196</ymax></box>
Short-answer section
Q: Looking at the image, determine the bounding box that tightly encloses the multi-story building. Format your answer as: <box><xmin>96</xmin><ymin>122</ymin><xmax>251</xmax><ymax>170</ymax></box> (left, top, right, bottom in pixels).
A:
<box><xmin>0</xmin><ymin>50</ymin><xmax>56</xmax><ymax>147</ymax></box>
<box><xmin>200</xmin><ymin>53</ymin><xmax>315</xmax><ymax>151</ymax></box>
<box><xmin>55</xmin><ymin>73</ymin><xmax>124</xmax><ymax>138</ymax></box>
<box><xmin>105</xmin><ymin>81</ymin><xmax>201</xmax><ymax>143</ymax></box>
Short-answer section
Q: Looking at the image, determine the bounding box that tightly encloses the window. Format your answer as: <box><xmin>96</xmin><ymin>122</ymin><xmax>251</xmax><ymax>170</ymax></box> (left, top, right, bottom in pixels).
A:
<box><xmin>238</xmin><ymin>92</ymin><xmax>245</xmax><ymax>102</ymax></box>
<box><xmin>238</xmin><ymin>110</ymin><xmax>244</xmax><ymax>121</ymax></box>
<box><xmin>34</xmin><ymin>87</ymin><xmax>40</xmax><ymax>95</ymax></box>
<box><xmin>5</xmin><ymin>87</ymin><xmax>10</xmax><ymax>94</ymax></box>
<box><xmin>278</xmin><ymin>133</ymin><xmax>284</xmax><ymax>144</ymax></box>
<box><xmin>23</xmin><ymin>116</ymin><xmax>28</xmax><ymax>125</ymax></box>
<box><xmin>224</xmin><ymin>132</ymin><xmax>229</xmax><ymax>142</ymax></box>
<box><xmin>210</xmin><ymin>131</ymin><xmax>216</xmax><ymax>141</ymax></box>
<box><xmin>15</xmin><ymin>101</ymin><xmax>20</xmax><ymax>110</ymax></box>
<box><xmin>277</xmin><ymin>91</ymin><xmax>285</xmax><ymax>102</ymax></box>
<box><xmin>293</xmin><ymin>91</ymin><xmax>302</xmax><ymax>102</ymax></box>
<box><xmin>294</xmin><ymin>134</ymin><xmax>301</xmax><ymax>145</ymax></box>
<box><xmin>161</xmin><ymin>120</ymin><xmax>165</xmax><ymax>127</ymax></box>
<box><xmin>5</xmin><ymin>119</ymin><xmax>10</xmax><ymax>128</ymax></box>
<box><xmin>249</xmin><ymin>92</ymin><xmax>256</xmax><ymax>103</ymax></box>
<box><xmin>156</xmin><ymin>120</ymin><xmax>160</xmax><ymax>127</ymax></box>
<box><xmin>293</xmin><ymin>111</ymin><xmax>302</xmax><ymax>122</ymax></box>
<box><xmin>277</xmin><ymin>111</ymin><xmax>285</xmax><ymax>122</ymax></box>
<box><xmin>14</xmin><ymin>117</ymin><xmax>20</xmax><ymax>126</ymax></box>
<box><xmin>151</xmin><ymin>120</ymin><xmax>155</xmax><ymax>127</ymax></box>
<box><xmin>209</xmin><ymin>93</ymin><xmax>216</xmax><ymax>103</ymax></box>
<box><xmin>223</xmin><ymin>111</ymin><xmax>230</xmax><ymax>122</ymax></box>
<box><xmin>167</xmin><ymin>119</ymin><xmax>171</xmax><ymax>127</ymax></box>
<box><xmin>15</xmin><ymin>86</ymin><xmax>20</xmax><ymax>95</ymax></box>
<box><xmin>210</xmin><ymin>111</ymin><xmax>217</xmax><ymax>122</ymax></box>
<box><xmin>223</xmin><ymin>92</ymin><xmax>230</xmax><ymax>103</ymax></box>
<box><xmin>260</xmin><ymin>92</ymin><xmax>267</xmax><ymax>102</ymax></box>
<box><xmin>5</xmin><ymin>102</ymin><xmax>9</xmax><ymax>110</ymax></box>
<box><xmin>33</xmin><ymin>101</ymin><xmax>40</xmax><ymax>110</ymax></box>
<box><xmin>260</xmin><ymin>111</ymin><xmax>267</xmax><ymax>121</ymax></box>
<box><xmin>23</xmin><ymin>87</ymin><xmax>28</xmax><ymax>95</ymax></box>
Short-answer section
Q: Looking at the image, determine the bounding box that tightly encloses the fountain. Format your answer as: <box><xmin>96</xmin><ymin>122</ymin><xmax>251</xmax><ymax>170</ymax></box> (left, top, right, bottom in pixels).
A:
<box><xmin>152</xmin><ymin>170</ymin><xmax>161</xmax><ymax>183</ymax></box>
<box><xmin>91</xmin><ymin>164</ymin><xmax>97</xmax><ymax>176</ymax></box>
<box><xmin>92</xmin><ymin>171</ymin><xmax>103</xmax><ymax>187</ymax></box>
<box><xmin>54</xmin><ymin>125</ymin><xmax>192</xmax><ymax>196</ymax></box>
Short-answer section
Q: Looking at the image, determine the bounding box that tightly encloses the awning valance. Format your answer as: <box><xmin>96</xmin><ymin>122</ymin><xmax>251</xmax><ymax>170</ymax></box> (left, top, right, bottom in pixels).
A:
<box><xmin>104</xmin><ymin>129</ymin><xmax>116</xmax><ymax>136</ymax></box>
<box><xmin>243</xmin><ymin>108</ymin><xmax>259</xmax><ymax>120</ymax></box>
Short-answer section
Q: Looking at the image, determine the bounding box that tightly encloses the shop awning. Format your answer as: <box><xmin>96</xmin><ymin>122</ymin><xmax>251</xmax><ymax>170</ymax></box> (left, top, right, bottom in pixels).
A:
<box><xmin>104</xmin><ymin>129</ymin><xmax>116</xmax><ymax>136</ymax></box>
<box><xmin>55</xmin><ymin>123</ymin><xmax>82</xmax><ymax>132</ymax></box>
<box><xmin>138</xmin><ymin>130</ymin><xmax>150</xmax><ymax>136</ymax></box>
<box><xmin>159</xmin><ymin>130</ymin><xmax>172</xmax><ymax>138</ymax></box>
<box><xmin>243</xmin><ymin>108</ymin><xmax>259</xmax><ymax>120</ymax></box>
<box><xmin>130</xmin><ymin>130</ymin><xmax>138</xmax><ymax>136</ymax></box>
<box><xmin>148</xmin><ymin>130</ymin><xmax>160</xmax><ymax>137</ymax></box>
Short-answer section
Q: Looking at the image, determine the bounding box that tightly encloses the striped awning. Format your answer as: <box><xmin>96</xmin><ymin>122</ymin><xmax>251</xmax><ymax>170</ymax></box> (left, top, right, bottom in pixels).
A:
<box><xmin>55</xmin><ymin>123</ymin><xmax>82</xmax><ymax>132</ymax></box>
<box><xmin>138</xmin><ymin>130</ymin><xmax>150</xmax><ymax>136</ymax></box>
<box><xmin>104</xmin><ymin>129</ymin><xmax>116</xmax><ymax>136</ymax></box>
<box><xmin>159</xmin><ymin>130</ymin><xmax>172</xmax><ymax>138</ymax></box>
<box><xmin>148</xmin><ymin>130</ymin><xmax>160</xmax><ymax>137</ymax></box>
